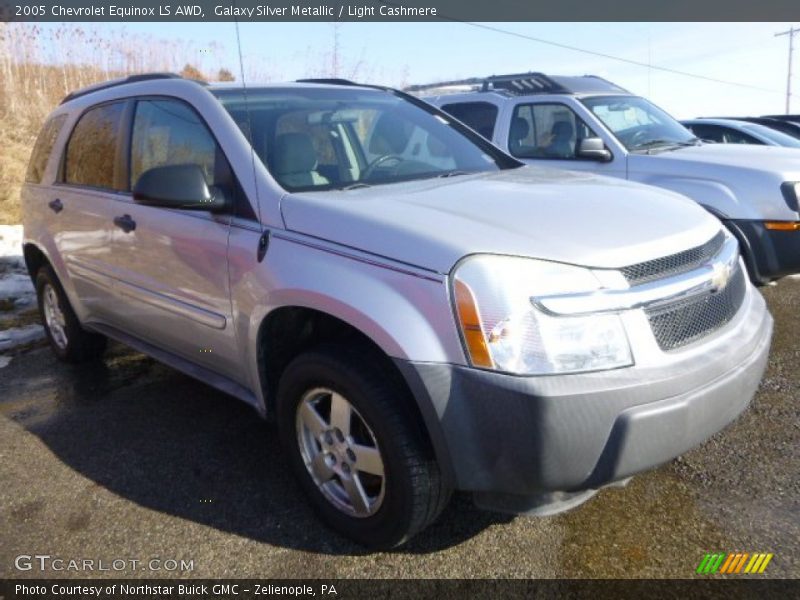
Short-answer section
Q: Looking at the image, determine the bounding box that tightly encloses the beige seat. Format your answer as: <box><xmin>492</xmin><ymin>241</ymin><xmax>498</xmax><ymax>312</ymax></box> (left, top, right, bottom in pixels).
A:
<box><xmin>272</xmin><ymin>132</ymin><xmax>329</xmax><ymax>188</ymax></box>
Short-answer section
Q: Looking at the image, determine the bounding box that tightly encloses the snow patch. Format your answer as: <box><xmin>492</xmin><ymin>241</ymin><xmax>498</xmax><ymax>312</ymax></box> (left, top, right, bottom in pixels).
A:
<box><xmin>1</xmin><ymin>225</ymin><xmax>44</xmax><ymax>354</ymax></box>
<box><xmin>0</xmin><ymin>324</ymin><xmax>46</xmax><ymax>351</ymax></box>
<box><xmin>0</xmin><ymin>355</ymin><xmax>11</xmax><ymax>369</ymax></box>
<box><xmin>0</xmin><ymin>224</ymin><xmax>24</xmax><ymax>259</ymax></box>
<box><xmin>0</xmin><ymin>225</ymin><xmax>36</xmax><ymax>308</ymax></box>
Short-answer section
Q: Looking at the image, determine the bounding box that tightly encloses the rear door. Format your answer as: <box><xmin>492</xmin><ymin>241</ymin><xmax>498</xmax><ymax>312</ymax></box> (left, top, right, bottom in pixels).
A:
<box><xmin>438</xmin><ymin>100</ymin><xmax>500</xmax><ymax>141</ymax></box>
<box><xmin>103</xmin><ymin>97</ymin><xmax>242</xmax><ymax>380</ymax></box>
<box><xmin>53</xmin><ymin>101</ymin><xmax>129</xmax><ymax>324</ymax></box>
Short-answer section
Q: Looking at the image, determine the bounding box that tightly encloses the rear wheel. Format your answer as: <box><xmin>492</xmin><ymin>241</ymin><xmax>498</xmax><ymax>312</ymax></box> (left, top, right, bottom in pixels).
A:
<box><xmin>35</xmin><ymin>266</ymin><xmax>106</xmax><ymax>363</ymax></box>
<box><xmin>277</xmin><ymin>345</ymin><xmax>450</xmax><ymax>548</ymax></box>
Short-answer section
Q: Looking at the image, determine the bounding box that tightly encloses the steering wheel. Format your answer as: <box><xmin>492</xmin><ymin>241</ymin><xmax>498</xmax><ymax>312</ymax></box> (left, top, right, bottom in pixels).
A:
<box><xmin>627</xmin><ymin>128</ymin><xmax>650</xmax><ymax>148</ymax></box>
<box><xmin>362</xmin><ymin>154</ymin><xmax>404</xmax><ymax>180</ymax></box>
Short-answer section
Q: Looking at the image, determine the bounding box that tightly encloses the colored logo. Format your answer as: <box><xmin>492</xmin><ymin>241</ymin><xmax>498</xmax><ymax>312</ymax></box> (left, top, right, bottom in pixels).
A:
<box><xmin>696</xmin><ymin>552</ymin><xmax>773</xmax><ymax>574</ymax></box>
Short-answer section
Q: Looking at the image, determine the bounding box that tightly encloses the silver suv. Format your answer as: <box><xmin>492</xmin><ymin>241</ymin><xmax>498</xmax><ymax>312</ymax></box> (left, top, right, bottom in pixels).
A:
<box><xmin>418</xmin><ymin>72</ymin><xmax>800</xmax><ymax>284</ymax></box>
<box><xmin>22</xmin><ymin>73</ymin><xmax>772</xmax><ymax>548</ymax></box>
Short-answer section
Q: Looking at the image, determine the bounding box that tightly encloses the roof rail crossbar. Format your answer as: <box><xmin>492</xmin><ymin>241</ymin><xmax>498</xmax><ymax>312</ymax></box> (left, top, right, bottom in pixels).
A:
<box><xmin>405</xmin><ymin>72</ymin><xmax>629</xmax><ymax>97</ymax></box>
<box><xmin>60</xmin><ymin>72</ymin><xmax>191</xmax><ymax>105</ymax></box>
<box><xmin>403</xmin><ymin>78</ymin><xmax>485</xmax><ymax>93</ymax></box>
<box><xmin>481</xmin><ymin>72</ymin><xmax>569</xmax><ymax>94</ymax></box>
<box><xmin>295</xmin><ymin>78</ymin><xmax>358</xmax><ymax>86</ymax></box>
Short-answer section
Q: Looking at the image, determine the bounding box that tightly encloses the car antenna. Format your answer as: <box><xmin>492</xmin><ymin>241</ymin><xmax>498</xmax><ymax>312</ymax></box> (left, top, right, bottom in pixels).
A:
<box><xmin>233</xmin><ymin>6</ymin><xmax>269</xmax><ymax>261</ymax></box>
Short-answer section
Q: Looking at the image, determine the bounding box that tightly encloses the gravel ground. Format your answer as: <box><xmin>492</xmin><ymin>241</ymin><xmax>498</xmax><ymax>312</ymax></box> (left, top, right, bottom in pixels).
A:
<box><xmin>0</xmin><ymin>280</ymin><xmax>797</xmax><ymax>579</ymax></box>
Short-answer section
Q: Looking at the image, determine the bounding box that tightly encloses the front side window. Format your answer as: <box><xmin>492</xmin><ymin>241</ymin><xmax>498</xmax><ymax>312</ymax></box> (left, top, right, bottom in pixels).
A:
<box><xmin>26</xmin><ymin>114</ymin><xmax>67</xmax><ymax>184</ymax></box>
<box><xmin>508</xmin><ymin>103</ymin><xmax>598</xmax><ymax>159</ymax></box>
<box><xmin>64</xmin><ymin>102</ymin><xmax>125</xmax><ymax>190</ymax></box>
<box><xmin>130</xmin><ymin>99</ymin><xmax>217</xmax><ymax>187</ymax></box>
<box><xmin>441</xmin><ymin>102</ymin><xmax>499</xmax><ymax>140</ymax></box>
<box><xmin>130</xmin><ymin>98</ymin><xmax>254</xmax><ymax>218</ymax></box>
<box><xmin>582</xmin><ymin>95</ymin><xmax>696</xmax><ymax>152</ymax></box>
<box><xmin>213</xmin><ymin>87</ymin><xmax>518</xmax><ymax>192</ymax></box>
<box><xmin>685</xmin><ymin>124</ymin><xmax>725</xmax><ymax>143</ymax></box>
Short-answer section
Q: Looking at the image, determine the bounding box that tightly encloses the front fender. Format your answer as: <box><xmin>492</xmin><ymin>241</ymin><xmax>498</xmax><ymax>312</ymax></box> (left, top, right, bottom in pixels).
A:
<box><xmin>226</xmin><ymin>227</ymin><xmax>466</xmax><ymax>412</ymax></box>
<box><xmin>637</xmin><ymin>176</ymin><xmax>747</xmax><ymax>220</ymax></box>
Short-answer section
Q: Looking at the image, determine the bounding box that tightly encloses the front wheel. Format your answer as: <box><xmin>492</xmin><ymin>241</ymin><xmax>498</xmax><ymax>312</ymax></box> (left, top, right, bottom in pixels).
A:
<box><xmin>277</xmin><ymin>345</ymin><xmax>450</xmax><ymax>549</ymax></box>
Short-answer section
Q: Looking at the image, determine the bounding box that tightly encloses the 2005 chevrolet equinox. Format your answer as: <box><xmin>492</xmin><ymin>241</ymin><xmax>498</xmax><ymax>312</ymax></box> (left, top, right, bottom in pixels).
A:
<box><xmin>21</xmin><ymin>74</ymin><xmax>772</xmax><ymax>548</ymax></box>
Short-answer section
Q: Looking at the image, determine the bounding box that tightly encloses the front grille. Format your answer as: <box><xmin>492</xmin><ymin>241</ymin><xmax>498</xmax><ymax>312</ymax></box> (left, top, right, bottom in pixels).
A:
<box><xmin>645</xmin><ymin>263</ymin><xmax>747</xmax><ymax>351</ymax></box>
<box><xmin>621</xmin><ymin>231</ymin><xmax>726</xmax><ymax>286</ymax></box>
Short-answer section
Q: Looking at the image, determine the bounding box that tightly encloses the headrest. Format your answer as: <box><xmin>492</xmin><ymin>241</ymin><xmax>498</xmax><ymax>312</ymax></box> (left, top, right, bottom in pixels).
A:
<box><xmin>273</xmin><ymin>132</ymin><xmax>318</xmax><ymax>175</ymax></box>
<box><xmin>510</xmin><ymin>117</ymin><xmax>530</xmax><ymax>141</ymax></box>
<box><xmin>552</xmin><ymin>121</ymin><xmax>574</xmax><ymax>138</ymax></box>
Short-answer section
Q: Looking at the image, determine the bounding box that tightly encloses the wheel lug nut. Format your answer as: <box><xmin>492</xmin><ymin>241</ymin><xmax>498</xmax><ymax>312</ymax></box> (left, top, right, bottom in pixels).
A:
<box><xmin>324</xmin><ymin>432</ymin><xmax>333</xmax><ymax>445</ymax></box>
<box><xmin>335</xmin><ymin>429</ymin><xmax>344</xmax><ymax>442</ymax></box>
<box><xmin>341</xmin><ymin>463</ymin><xmax>350</xmax><ymax>473</ymax></box>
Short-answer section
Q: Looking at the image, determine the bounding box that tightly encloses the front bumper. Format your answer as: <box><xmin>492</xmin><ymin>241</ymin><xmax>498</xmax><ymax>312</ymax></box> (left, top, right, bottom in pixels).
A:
<box><xmin>396</xmin><ymin>285</ymin><xmax>772</xmax><ymax>511</ymax></box>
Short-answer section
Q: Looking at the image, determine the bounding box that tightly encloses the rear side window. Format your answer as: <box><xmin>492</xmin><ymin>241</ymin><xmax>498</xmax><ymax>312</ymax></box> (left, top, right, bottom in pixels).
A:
<box><xmin>25</xmin><ymin>115</ymin><xmax>67</xmax><ymax>184</ymax></box>
<box><xmin>64</xmin><ymin>102</ymin><xmax>125</xmax><ymax>190</ymax></box>
<box><xmin>441</xmin><ymin>102</ymin><xmax>499</xmax><ymax>140</ymax></box>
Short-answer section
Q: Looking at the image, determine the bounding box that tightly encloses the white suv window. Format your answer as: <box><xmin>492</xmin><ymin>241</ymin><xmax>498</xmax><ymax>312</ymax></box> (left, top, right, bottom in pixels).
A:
<box><xmin>509</xmin><ymin>103</ymin><xmax>597</xmax><ymax>159</ymax></box>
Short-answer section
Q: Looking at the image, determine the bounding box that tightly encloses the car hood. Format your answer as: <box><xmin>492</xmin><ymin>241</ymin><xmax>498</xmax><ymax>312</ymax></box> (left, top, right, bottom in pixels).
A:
<box><xmin>630</xmin><ymin>143</ymin><xmax>800</xmax><ymax>176</ymax></box>
<box><xmin>280</xmin><ymin>167</ymin><xmax>722</xmax><ymax>274</ymax></box>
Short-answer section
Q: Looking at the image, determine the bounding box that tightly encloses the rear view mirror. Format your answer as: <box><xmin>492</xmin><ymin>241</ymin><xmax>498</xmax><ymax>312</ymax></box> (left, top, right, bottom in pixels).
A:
<box><xmin>577</xmin><ymin>137</ymin><xmax>612</xmax><ymax>162</ymax></box>
<box><xmin>133</xmin><ymin>164</ymin><xmax>228</xmax><ymax>212</ymax></box>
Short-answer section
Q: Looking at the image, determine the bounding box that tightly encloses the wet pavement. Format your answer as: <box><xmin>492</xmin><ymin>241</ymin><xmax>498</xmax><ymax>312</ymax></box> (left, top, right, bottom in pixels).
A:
<box><xmin>0</xmin><ymin>280</ymin><xmax>798</xmax><ymax>579</ymax></box>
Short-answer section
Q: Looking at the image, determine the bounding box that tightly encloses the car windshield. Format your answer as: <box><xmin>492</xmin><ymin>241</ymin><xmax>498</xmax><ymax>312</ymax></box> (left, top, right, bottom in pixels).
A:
<box><xmin>741</xmin><ymin>122</ymin><xmax>800</xmax><ymax>147</ymax></box>
<box><xmin>581</xmin><ymin>95</ymin><xmax>697</xmax><ymax>152</ymax></box>
<box><xmin>212</xmin><ymin>86</ymin><xmax>519</xmax><ymax>192</ymax></box>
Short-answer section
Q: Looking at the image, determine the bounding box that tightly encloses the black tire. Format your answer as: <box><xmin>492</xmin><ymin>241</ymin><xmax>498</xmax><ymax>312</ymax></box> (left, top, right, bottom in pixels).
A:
<box><xmin>276</xmin><ymin>344</ymin><xmax>451</xmax><ymax>549</ymax></box>
<box><xmin>35</xmin><ymin>265</ymin><xmax>107</xmax><ymax>363</ymax></box>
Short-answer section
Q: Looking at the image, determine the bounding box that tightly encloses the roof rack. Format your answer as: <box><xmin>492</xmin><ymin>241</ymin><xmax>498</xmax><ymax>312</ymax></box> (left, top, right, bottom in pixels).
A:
<box><xmin>405</xmin><ymin>72</ymin><xmax>629</xmax><ymax>96</ymax></box>
<box><xmin>483</xmin><ymin>72</ymin><xmax>569</xmax><ymax>94</ymax></box>
<box><xmin>295</xmin><ymin>78</ymin><xmax>358</xmax><ymax>86</ymax></box>
<box><xmin>60</xmin><ymin>73</ymin><xmax>199</xmax><ymax>105</ymax></box>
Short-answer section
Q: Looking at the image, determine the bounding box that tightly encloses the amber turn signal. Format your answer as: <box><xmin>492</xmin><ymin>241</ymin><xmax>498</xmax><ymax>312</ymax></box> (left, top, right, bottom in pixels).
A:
<box><xmin>764</xmin><ymin>221</ymin><xmax>800</xmax><ymax>231</ymax></box>
<box><xmin>453</xmin><ymin>279</ymin><xmax>494</xmax><ymax>368</ymax></box>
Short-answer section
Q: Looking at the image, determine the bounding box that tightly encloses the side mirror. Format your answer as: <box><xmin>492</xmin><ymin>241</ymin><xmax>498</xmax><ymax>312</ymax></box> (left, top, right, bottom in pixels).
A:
<box><xmin>133</xmin><ymin>164</ymin><xmax>228</xmax><ymax>212</ymax></box>
<box><xmin>577</xmin><ymin>137</ymin><xmax>613</xmax><ymax>162</ymax></box>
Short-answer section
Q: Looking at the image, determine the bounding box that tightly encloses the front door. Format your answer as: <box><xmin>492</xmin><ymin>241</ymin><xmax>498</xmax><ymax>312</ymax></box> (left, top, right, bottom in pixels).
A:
<box><xmin>104</xmin><ymin>97</ymin><xmax>240</xmax><ymax>381</ymax></box>
<box><xmin>503</xmin><ymin>101</ymin><xmax>627</xmax><ymax>178</ymax></box>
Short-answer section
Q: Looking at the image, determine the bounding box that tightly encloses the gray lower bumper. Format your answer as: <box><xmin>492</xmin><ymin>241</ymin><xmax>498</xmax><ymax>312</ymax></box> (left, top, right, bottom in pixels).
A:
<box><xmin>395</xmin><ymin>288</ymin><xmax>772</xmax><ymax>506</ymax></box>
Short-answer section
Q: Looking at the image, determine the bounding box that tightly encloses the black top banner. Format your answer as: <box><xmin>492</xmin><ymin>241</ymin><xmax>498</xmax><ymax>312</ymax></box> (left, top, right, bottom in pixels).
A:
<box><xmin>1</xmin><ymin>0</ymin><xmax>799</xmax><ymax>22</ymax></box>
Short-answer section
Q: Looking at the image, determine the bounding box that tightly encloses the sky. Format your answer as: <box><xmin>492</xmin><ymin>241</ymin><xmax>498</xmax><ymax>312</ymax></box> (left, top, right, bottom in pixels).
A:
<box><xmin>35</xmin><ymin>21</ymin><xmax>798</xmax><ymax>119</ymax></box>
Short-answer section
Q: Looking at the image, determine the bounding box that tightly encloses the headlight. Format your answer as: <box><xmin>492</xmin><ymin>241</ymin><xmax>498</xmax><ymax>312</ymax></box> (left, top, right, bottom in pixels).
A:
<box><xmin>781</xmin><ymin>182</ymin><xmax>800</xmax><ymax>212</ymax></box>
<box><xmin>452</xmin><ymin>255</ymin><xmax>633</xmax><ymax>375</ymax></box>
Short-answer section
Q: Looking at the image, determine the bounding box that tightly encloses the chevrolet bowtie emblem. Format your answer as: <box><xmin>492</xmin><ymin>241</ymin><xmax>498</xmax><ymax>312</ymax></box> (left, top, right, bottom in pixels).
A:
<box><xmin>710</xmin><ymin>260</ymin><xmax>733</xmax><ymax>292</ymax></box>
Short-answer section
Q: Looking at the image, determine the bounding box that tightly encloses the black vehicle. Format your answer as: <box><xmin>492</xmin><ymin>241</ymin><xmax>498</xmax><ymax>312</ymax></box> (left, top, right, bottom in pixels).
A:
<box><xmin>711</xmin><ymin>116</ymin><xmax>800</xmax><ymax>140</ymax></box>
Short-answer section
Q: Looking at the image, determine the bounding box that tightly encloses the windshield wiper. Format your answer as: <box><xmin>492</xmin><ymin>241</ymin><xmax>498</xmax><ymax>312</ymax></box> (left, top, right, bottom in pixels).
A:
<box><xmin>338</xmin><ymin>182</ymin><xmax>372</xmax><ymax>191</ymax></box>
<box><xmin>435</xmin><ymin>170</ymin><xmax>472</xmax><ymax>178</ymax></box>
<box><xmin>632</xmin><ymin>139</ymin><xmax>674</xmax><ymax>150</ymax></box>
<box><xmin>633</xmin><ymin>139</ymin><xmax>698</xmax><ymax>154</ymax></box>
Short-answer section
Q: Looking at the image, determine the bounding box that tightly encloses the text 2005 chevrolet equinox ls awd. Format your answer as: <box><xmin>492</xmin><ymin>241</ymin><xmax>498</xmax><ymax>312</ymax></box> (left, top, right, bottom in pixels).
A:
<box><xmin>22</xmin><ymin>74</ymin><xmax>772</xmax><ymax>548</ymax></box>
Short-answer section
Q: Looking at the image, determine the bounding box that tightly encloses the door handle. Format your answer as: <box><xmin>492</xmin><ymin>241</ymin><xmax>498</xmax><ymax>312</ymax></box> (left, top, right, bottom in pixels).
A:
<box><xmin>48</xmin><ymin>199</ymin><xmax>63</xmax><ymax>213</ymax></box>
<box><xmin>113</xmin><ymin>214</ymin><xmax>136</xmax><ymax>233</ymax></box>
